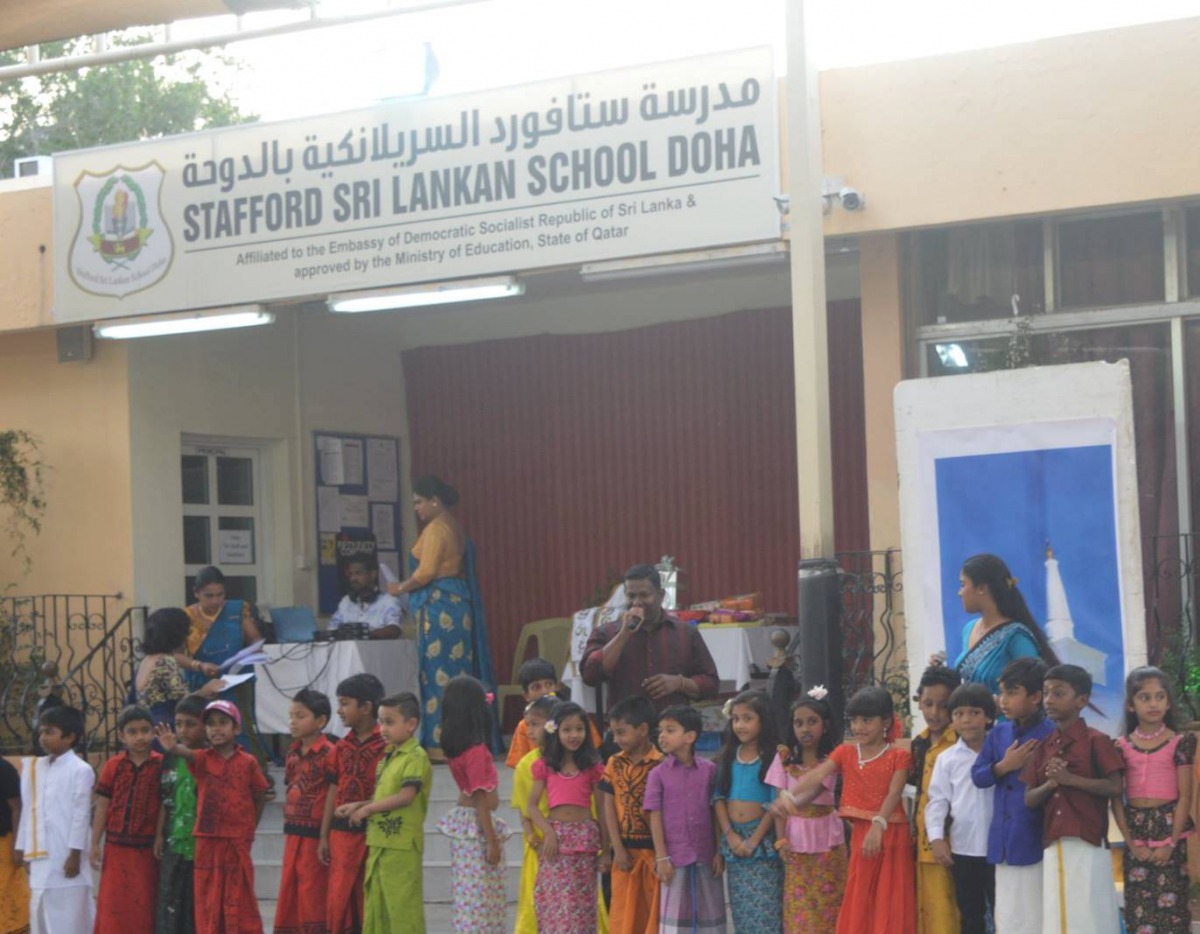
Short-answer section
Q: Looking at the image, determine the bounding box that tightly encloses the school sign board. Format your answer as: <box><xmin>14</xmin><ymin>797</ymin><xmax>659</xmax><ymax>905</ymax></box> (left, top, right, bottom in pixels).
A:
<box><xmin>52</xmin><ymin>48</ymin><xmax>779</xmax><ymax>323</ymax></box>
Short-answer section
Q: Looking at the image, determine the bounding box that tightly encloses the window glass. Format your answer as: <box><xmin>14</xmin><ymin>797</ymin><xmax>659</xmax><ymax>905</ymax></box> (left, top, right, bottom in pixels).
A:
<box><xmin>911</xmin><ymin>220</ymin><xmax>1044</xmax><ymax>325</ymax></box>
<box><xmin>183</xmin><ymin>516</ymin><xmax>210</xmax><ymax>566</ymax></box>
<box><xmin>1186</xmin><ymin>207</ymin><xmax>1200</xmax><ymax>297</ymax></box>
<box><xmin>181</xmin><ymin>455</ymin><xmax>208</xmax><ymax>505</ymax></box>
<box><xmin>216</xmin><ymin>456</ymin><xmax>254</xmax><ymax>506</ymax></box>
<box><xmin>1058</xmin><ymin>212</ymin><xmax>1164</xmax><ymax>308</ymax></box>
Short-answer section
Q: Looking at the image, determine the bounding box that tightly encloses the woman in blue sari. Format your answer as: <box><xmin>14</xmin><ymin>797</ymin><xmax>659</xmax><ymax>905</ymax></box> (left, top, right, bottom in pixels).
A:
<box><xmin>388</xmin><ymin>475</ymin><xmax>497</xmax><ymax>759</ymax></box>
<box><xmin>179</xmin><ymin>566</ymin><xmax>272</xmax><ymax>777</ymax></box>
<box><xmin>952</xmin><ymin>553</ymin><xmax>1059</xmax><ymax>693</ymax></box>
<box><xmin>180</xmin><ymin>565</ymin><xmax>262</xmax><ymax>688</ymax></box>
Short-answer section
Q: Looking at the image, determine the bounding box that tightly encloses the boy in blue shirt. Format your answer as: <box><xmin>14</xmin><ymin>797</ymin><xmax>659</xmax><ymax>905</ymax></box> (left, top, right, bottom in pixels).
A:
<box><xmin>970</xmin><ymin>657</ymin><xmax>1053</xmax><ymax>934</ymax></box>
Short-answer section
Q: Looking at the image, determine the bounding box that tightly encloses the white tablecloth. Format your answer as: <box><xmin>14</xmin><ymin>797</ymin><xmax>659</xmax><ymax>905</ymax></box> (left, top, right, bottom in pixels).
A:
<box><xmin>254</xmin><ymin>639</ymin><xmax>419</xmax><ymax>735</ymax></box>
<box><xmin>564</xmin><ymin>625</ymin><xmax>796</xmax><ymax>714</ymax></box>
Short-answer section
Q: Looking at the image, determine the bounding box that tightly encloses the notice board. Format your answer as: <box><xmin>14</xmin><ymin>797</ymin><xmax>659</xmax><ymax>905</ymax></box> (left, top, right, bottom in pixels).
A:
<box><xmin>314</xmin><ymin>431</ymin><xmax>403</xmax><ymax>614</ymax></box>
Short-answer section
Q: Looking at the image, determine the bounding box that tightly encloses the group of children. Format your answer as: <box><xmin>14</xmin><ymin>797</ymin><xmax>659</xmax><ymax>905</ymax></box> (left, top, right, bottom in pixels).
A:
<box><xmin>0</xmin><ymin>672</ymin><xmax>424</xmax><ymax>934</ymax></box>
<box><xmin>497</xmin><ymin>654</ymin><xmax>1196</xmax><ymax>934</ymax></box>
<box><xmin>2</xmin><ymin>651</ymin><xmax>1196</xmax><ymax>934</ymax></box>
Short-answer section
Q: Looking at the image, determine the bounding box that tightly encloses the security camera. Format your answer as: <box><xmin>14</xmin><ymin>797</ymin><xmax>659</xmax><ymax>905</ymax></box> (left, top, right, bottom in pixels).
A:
<box><xmin>772</xmin><ymin>194</ymin><xmax>790</xmax><ymax>215</ymax></box>
<box><xmin>838</xmin><ymin>187</ymin><xmax>865</xmax><ymax>212</ymax></box>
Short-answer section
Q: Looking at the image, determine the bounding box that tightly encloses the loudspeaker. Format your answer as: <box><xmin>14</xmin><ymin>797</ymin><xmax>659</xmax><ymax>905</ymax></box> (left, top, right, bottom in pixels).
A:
<box><xmin>56</xmin><ymin>326</ymin><xmax>93</xmax><ymax>363</ymax></box>
<box><xmin>797</xmin><ymin>558</ymin><xmax>845</xmax><ymax>728</ymax></box>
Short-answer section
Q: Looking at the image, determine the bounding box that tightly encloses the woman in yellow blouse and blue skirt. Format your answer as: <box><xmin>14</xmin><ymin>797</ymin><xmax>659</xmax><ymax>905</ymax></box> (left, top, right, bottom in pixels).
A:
<box><xmin>389</xmin><ymin>475</ymin><xmax>497</xmax><ymax>757</ymax></box>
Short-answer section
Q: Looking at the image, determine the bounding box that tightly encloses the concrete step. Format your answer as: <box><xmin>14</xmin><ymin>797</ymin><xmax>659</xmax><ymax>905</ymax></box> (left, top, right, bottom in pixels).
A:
<box><xmin>254</xmin><ymin>898</ymin><xmax>517</xmax><ymax>933</ymax></box>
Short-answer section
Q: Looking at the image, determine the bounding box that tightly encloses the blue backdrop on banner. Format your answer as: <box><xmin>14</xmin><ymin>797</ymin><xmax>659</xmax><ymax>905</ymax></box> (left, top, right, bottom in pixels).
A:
<box><xmin>934</xmin><ymin>444</ymin><xmax>1123</xmax><ymax>734</ymax></box>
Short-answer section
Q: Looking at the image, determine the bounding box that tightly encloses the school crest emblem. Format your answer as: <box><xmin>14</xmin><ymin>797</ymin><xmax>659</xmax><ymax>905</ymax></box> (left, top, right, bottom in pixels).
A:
<box><xmin>67</xmin><ymin>161</ymin><xmax>173</xmax><ymax>298</ymax></box>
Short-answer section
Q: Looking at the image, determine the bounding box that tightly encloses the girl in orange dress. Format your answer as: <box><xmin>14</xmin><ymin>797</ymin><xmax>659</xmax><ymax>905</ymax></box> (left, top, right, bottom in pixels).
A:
<box><xmin>791</xmin><ymin>685</ymin><xmax>915</xmax><ymax>934</ymax></box>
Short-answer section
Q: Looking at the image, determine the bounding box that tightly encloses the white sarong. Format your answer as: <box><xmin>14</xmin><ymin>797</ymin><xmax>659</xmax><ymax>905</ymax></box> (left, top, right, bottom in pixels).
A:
<box><xmin>994</xmin><ymin>861</ymin><xmax>1042</xmax><ymax>934</ymax></box>
<box><xmin>1040</xmin><ymin>837</ymin><xmax>1119</xmax><ymax>934</ymax></box>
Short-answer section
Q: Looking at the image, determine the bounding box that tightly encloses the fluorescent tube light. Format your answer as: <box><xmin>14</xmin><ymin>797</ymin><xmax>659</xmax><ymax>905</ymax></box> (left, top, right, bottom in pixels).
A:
<box><xmin>328</xmin><ymin>275</ymin><xmax>524</xmax><ymax>313</ymax></box>
<box><xmin>93</xmin><ymin>306</ymin><xmax>274</xmax><ymax>339</ymax></box>
<box><xmin>580</xmin><ymin>242</ymin><xmax>787</xmax><ymax>283</ymax></box>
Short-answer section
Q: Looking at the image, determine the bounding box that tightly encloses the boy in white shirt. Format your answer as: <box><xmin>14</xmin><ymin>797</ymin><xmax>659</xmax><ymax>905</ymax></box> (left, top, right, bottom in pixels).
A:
<box><xmin>926</xmin><ymin>683</ymin><xmax>996</xmax><ymax>934</ymax></box>
<box><xmin>14</xmin><ymin>706</ymin><xmax>96</xmax><ymax>934</ymax></box>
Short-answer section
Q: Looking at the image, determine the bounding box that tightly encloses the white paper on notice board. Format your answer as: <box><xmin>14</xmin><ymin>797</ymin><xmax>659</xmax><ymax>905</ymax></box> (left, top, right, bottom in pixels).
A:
<box><xmin>378</xmin><ymin>551</ymin><xmax>400</xmax><ymax>583</ymax></box>
<box><xmin>317</xmin><ymin>486</ymin><xmax>341</xmax><ymax>532</ymax></box>
<box><xmin>341</xmin><ymin>494</ymin><xmax>370</xmax><ymax>528</ymax></box>
<box><xmin>317</xmin><ymin>436</ymin><xmax>345</xmax><ymax>485</ymax></box>
<box><xmin>366</xmin><ymin>439</ymin><xmax>398</xmax><ymax>502</ymax></box>
<box><xmin>342</xmin><ymin>439</ymin><xmax>365</xmax><ymax>487</ymax></box>
<box><xmin>372</xmin><ymin>503</ymin><xmax>396</xmax><ymax>549</ymax></box>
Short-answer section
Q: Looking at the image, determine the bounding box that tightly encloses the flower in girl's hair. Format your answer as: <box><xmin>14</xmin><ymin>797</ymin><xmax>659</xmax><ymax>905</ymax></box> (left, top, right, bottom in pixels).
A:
<box><xmin>484</xmin><ymin>692</ymin><xmax>495</xmax><ymax>704</ymax></box>
<box><xmin>544</xmin><ymin>720</ymin><xmax>558</xmax><ymax>734</ymax></box>
<box><xmin>777</xmin><ymin>743</ymin><xmax>792</xmax><ymax>764</ymax></box>
<box><xmin>721</xmin><ymin>698</ymin><xmax>735</xmax><ymax>720</ymax></box>
<box><xmin>807</xmin><ymin>685</ymin><xmax>828</xmax><ymax>701</ymax></box>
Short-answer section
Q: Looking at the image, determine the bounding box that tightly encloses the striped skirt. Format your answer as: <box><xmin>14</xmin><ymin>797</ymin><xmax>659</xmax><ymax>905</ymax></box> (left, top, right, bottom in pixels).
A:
<box><xmin>659</xmin><ymin>862</ymin><xmax>727</xmax><ymax>933</ymax></box>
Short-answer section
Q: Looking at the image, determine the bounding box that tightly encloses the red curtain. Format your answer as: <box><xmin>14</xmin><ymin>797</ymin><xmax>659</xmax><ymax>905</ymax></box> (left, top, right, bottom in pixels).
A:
<box><xmin>403</xmin><ymin>303</ymin><xmax>868</xmax><ymax>688</ymax></box>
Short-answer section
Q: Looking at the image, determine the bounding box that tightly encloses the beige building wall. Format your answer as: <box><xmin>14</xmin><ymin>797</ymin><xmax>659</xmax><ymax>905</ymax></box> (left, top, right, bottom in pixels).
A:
<box><xmin>820</xmin><ymin>17</ymin><xmax>1200</xmax><ymax>235</ymax></box>
<box><xmin>0</xmin><ymin>330</ymin><xmax>133</xmax><ymax>599</ymax></box>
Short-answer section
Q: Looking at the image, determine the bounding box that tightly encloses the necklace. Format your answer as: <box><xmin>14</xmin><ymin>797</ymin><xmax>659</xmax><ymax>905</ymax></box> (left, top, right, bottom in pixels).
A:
<box><xmin>1133</xmin><ymin>723</ymin><xmax>1167</xmax><ymax>741</ymax></box>
<box><xmin>856</xmin><ymin>742</ymin><xmax>889</xmax><ymax>768</ymax></box>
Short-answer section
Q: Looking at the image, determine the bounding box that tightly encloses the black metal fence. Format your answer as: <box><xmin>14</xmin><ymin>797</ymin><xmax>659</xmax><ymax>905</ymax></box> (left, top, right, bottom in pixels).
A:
<box><xmin>1143</xmin><ymin>534</ymin><xmax>1199</xmax><ymax>718</ymax></box>
<box><xmin>0</xmin><ymin>594</ymin><xmax>145</xmax><ymax>758</ymax></box>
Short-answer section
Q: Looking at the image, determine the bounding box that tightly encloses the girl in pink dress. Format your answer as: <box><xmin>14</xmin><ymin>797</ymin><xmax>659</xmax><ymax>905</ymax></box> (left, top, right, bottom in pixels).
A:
<box><xmin>527</xmin><ymin>700</ymin><xmax>606</xmax><ymax>934</ymax></box>
<box><xmin>437</xmin><ymin>675</ymin><xmax>510</xmax><ymax>933</ymax></box>
<box><xmin>1111</xmin><ymin>666</ymin><xmax>1194</xmax><ymax>933</ymax></box>
<box><xmin>768</xmin><ymin>687</ymin><xmax>847</xmax><ymax>932</ymax></box>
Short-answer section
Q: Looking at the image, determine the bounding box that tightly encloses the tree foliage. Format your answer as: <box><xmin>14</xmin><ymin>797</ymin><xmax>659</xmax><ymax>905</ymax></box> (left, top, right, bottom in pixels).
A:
<box><xmin>0</xmin><ymin>35</ymin><xmax>255</xmax><ymax>177</ymax></box>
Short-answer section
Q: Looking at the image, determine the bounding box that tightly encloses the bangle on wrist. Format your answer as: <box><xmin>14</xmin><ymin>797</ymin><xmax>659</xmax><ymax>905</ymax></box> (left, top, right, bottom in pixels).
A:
<box><xmin>655</xmin><ymin>856</ymin><xmax>672</xmax><ymax>863</ymax></box>
<box><xmin>871</xmin><ymin>815</ymin><xmax>888</xmax><ymax>830</ymax></box>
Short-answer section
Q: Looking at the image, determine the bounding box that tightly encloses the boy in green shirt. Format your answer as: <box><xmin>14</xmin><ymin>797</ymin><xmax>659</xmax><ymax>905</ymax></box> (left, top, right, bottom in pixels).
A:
<box><xmin>338</xmin><ymin>691</ymin><xmax>432</xmax><ymax>933</ymax></box>
<box><xmin>153</xmin><ymin>694</ymin><xmax>207</xmax><ymax>934</ymax></box>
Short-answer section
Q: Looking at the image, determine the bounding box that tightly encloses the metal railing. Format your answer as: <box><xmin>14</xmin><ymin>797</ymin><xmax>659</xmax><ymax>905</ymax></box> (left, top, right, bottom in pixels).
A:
<box><xmin>0</xmin><ymin>595</ymin><xmax>145</xmax><ymax>758</ymax></box>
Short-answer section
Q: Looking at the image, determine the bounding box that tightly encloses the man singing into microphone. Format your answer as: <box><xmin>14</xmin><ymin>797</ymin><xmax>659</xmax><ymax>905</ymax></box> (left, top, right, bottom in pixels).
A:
<box><xmin>581</xmin><ymin>564</ymin><xmax>719</xmax><ymax>717</ymax></box>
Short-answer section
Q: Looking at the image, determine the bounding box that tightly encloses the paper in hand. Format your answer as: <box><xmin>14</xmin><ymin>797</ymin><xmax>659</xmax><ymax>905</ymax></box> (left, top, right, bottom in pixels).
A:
<box><xmin>217</xmin><ymin>671</ymin><xmax>256</xmax><ymax>690</ymax></box>
<box><xmin>220</xmin><ymin>639</ymin><xmax>266</xmax><ymax>674</ymax></box>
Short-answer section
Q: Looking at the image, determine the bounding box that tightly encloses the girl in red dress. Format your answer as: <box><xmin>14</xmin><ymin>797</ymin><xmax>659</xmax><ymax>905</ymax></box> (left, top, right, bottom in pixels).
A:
<box><xmin>791</xmin><ymin>685</ymin><xmax>915</xmax><ymax>934</ymax></box>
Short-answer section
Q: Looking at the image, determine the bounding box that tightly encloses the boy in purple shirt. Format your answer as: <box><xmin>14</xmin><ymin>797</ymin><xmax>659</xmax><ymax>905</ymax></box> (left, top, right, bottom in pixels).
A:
<box><xmin>971</xmin><ymin>657</ymin><xmax>1054</xmax><ymax>934</ymax></box>
<box><xmin>645</xmin><ymin>704</ymin><xmax>726</xmax><ymax>934</ymax></box>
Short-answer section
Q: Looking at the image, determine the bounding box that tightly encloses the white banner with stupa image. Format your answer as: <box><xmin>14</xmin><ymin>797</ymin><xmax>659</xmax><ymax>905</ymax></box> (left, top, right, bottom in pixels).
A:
<box><xmin>895</xmin><ymin>361</ymin><xmax>1145</xmax><ymax>736</ymax></box>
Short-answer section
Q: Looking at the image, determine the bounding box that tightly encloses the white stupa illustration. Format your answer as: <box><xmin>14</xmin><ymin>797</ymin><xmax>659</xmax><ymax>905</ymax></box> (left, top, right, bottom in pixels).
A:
<box><xmin>1044</xmin><ymin>542</ymin><xmax>1108</xmax><ymax>686</ymax></box>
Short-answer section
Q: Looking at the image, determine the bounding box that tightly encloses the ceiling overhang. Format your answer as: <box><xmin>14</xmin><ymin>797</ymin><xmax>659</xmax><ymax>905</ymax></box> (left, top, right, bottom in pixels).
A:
<box><xmin>0</xmin><ymin>1</ymin><xmax>308</xmax><ymax>53</ymax></box>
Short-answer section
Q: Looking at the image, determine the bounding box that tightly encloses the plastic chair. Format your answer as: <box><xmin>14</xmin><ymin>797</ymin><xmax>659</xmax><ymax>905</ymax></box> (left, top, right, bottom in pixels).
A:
<box><xmin>496</xmin><ymin>617</ymin><xmax>572</xmax><ymax>722</ymax></box>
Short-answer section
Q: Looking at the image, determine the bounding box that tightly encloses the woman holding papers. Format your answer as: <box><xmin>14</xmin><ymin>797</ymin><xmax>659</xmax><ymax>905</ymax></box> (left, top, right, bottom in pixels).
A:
<box><xmin>182</xmin><ymin>565</ymin><xmax>272</xmax><ymax>773</ymax></box>
<box><xmin>387</xmin><ymin>475</ymin><xmax>497</xmax><ymax>759</ymax></box>
<box><xmin>181</xmin><ymin>565</ymin><xmax>263</xmax><ymax>689</ymax></box>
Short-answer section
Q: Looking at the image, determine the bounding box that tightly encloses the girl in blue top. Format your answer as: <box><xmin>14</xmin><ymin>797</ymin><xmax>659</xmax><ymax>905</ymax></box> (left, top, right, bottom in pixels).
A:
<box><xmin>714</xmin><ymin>689</ymin><xmax>782</xmax><ymax>934</ymax></box>
<box><xmin>953</xmin><ymin>553</ymin><xmax>1058</xmax><ymax>694</ymax></box>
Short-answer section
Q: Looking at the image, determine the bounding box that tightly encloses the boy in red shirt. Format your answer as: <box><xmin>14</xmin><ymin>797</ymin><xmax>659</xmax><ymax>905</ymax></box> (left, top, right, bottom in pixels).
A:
<box><xmin>157</xmin><ymin>699</ymin><xmax>269</xmax><ymax>934</ymax></box>
<box><xmin>320</xmin><ymin>674</ymin><xmax>387</xmax><ymax>934</ymax></box>
<box><xmin>91</xmin><ymin>705</ymin><xmax>164</xmax><ymax>934</ymax></box>
<box><xmin>274</xmin><ymin>688</ymin><xmax>335</xmax><ymax>934</ymax></box>
<box><xmin>1021</xmin><ymin>663</ymin><xmax>1124</xmax><ymax>934</ymax></box>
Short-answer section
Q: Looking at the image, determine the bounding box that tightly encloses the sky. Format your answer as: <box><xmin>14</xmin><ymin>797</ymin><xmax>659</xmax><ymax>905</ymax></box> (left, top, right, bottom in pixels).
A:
<box><xmin>170</xmin><ymin>0</ymin><xmax>1200</xmax><ymax>122</ymax></box>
